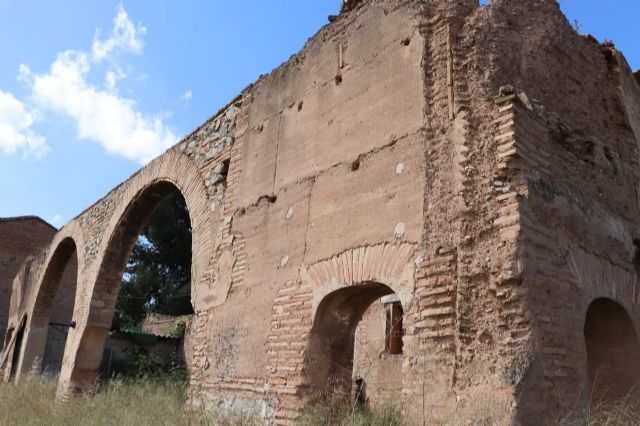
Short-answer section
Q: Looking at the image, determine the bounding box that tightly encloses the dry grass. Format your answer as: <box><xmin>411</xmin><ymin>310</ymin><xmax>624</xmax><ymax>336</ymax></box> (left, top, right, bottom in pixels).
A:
<box><xmin>5</xmin><ymin>375</ymin><xmax>638</xmax><ymax>426</ymax></box>
<box><xmin>0</xmin><ymin>374</ymin><xmax>270</xmax><ymax>426</ymax></box>
<box><xmin>0</xmin><ymin>375</ymin><xmax>403</xmax><ymax>426</ymax></box>
<box><xmin>296</xmin><ymin>400</ymin><xmax>402</xmax><ymax>426</ymax></box>
<box><xmin>560</xmin><ymin>397</ymin><xmax>640</xmax><ymax>426</ymax></box>
<box><xmin>0</xmin><ymin>375</ymin><xmax>193</xmax><ymax>426</ymax></box>
<box><xmin>296</xmin><ymin>387</ymin><xmax>402</xmax><ymax>426</ymax></box>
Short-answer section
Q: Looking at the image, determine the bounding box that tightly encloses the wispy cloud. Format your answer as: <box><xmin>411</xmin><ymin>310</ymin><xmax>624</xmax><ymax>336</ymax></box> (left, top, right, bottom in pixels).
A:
<box><xmin>91</xmin><ymin>5</ymin><xmax>147</xmax><ymax>62</ymax></box>
<box><xmin>180</xmin><ymin>90</ymin><xmax>193</xmax><ymax>102</ymax></box>
<box><xmin>0</xmin><ymin>89</ymin><xmax>49</xmax><ymax>158</ymax></box>
<box><xmin>17</xmin><ymin>5</ymin><xmax>177</xmax><ymax>164</ymax></box>
<box><xmin>50</xmin><ymin>214</ymin><xmax>64</xmax><ymax>227</ymax></box>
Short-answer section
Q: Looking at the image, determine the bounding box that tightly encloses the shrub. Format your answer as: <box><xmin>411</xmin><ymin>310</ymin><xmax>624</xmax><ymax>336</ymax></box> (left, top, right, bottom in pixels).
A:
<box><xmin>106</xmin><ymin>348</ymin><xmax>188</xmax><ymax>384</ymax></box>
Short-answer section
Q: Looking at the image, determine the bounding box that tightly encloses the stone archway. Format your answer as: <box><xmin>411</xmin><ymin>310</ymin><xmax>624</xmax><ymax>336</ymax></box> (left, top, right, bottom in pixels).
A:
<box><xmin>11</xmin><ymin>234</ymin><xmax>81</xmax><ymax>381</ymax></box>
<box><xmin>57</xmin><ymin>150</ymin><xmax>213</xmax><ymax>397</ymax></box>
<box><xmin>292</xmin><ymin>242</ymin><xmax>415</xmax><ymax>411</ymax></box>
<box><xmin>306</xmin><ymin>282</ymin><xmax>403</xmax><ymax>401</ymax></box>
<box><xmin>584</xmin><ymin>298</ymin><xmax>640</xmax><ymax>405</ymax></box>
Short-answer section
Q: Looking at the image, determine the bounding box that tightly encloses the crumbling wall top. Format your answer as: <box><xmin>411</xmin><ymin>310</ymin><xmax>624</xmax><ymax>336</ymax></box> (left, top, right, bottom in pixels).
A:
<box><xmin>339</xmin><ymin>0</ymin><xmax>479</xmax><ymax>17</ymax></box>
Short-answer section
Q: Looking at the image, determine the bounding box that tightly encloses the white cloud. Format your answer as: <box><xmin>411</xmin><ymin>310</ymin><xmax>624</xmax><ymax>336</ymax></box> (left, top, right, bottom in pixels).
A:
<box><xmin>91</xmin><ymin>5</ymin><xmax>146</xmax><ymax>62</ymax></box>
<box><xmin>180</xmin><ymin>90</ymin><xmax>192</xmax><ymax>102</ymax></box>
<box><xmin>105</xmin><ymin>66</ymin><xmax>126</xmax><ymax>91</ymax></box>
<box><xmin>18</xmin><ymin>6</ymin><xmax>177</xmax><ymax>164</ymax></box>
<box><xmin>51</xmin><ymin>214</ymin><xmax>64</xmax><ymax>227</ymax></box>
<box><xmin>0</xmin><ymin>89</ymin><xmax>49</xmax><ymax>158</ymax></box>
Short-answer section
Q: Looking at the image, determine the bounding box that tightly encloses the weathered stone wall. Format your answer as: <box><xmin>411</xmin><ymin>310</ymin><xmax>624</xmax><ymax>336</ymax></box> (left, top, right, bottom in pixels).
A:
<box><xmin>3</xmin><ymin>0</ymin><xmax>639</xmax><ymax>424</ymax></box>
<box><xmin>460</xmin><ymin>0</ymin><xmax>640</xmax><ymax>422</ymax></box>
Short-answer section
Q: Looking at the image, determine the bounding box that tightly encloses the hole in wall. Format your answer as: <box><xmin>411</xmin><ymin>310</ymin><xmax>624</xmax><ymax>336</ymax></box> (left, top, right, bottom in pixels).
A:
<box><xmin>306</xmin><ymin>283</ymin><xmax>404</xmax><ymax>406</ymax></box>
<box><xmin>401</xmin><ymin>38</ymin><xmax>410</xmax><ymax>46</ymax></box>
<box><xmin>584</xmin><ymin>298</ymin><xmax>640</xmax><ymax>405</ymax></box>
<box><xmin>258</xmin><ymin>194</ymin><xmax>277</xmax><ymax>205</ymax></box>
<box><xmin>297</xmin><ymin>101</ymin><xmax>303</xmax><ymax>112</ymax></box>
<box><xmin>350</xmin><ymin>159</ymin><xmax>360</xmax><ymax>171</ymax></box>
<box><xmin>384</xmin><ymin>301</ymin><xmax>404</xmax><ymax>355</ymax></box>
<box><xmin>221</xmin><ymin>159</ymin><xmax>230</xmax><ymax>179</ymax></box>
<box><xmin>335</xmin><ymin>74</ymin><xmax>343</xmax><ymax>86</ymax></box>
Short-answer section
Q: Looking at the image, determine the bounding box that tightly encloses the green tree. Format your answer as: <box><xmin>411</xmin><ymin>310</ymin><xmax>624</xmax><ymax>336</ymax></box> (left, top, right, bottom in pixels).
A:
<box><xmin>113</xmin><ymin>192</ymin><xmax>193</xmax><ymax>330</ymax></box>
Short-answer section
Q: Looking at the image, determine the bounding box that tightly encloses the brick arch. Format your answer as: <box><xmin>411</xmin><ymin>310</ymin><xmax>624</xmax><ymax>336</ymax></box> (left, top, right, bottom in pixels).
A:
<box><xmin>13</xmin><ymin>225</ymin><xmax>84</xmax><ymax>381</ymax></box>
<box><xmin>302</xmin><ymin>243</ymin><xmax>415</xmax><ymax>393</ymax></box>
<box><xmin>569</xmin><ymin>249</ymin><xmax>640</xmax><ymax>316</ymax></box>
<box><xmin>268</xmin><ymin>243</ymin><xmax>416</xmax><ymax>422</ymax></box>
<box><xmin>57</xmin><ymin>149</ymin><xmax>211</xmax><ymax>396</ymax></box>
<box><xmin>302</xmin><ymin>242</ymin><xmax>416</xmax><ymax>318</ymax></box>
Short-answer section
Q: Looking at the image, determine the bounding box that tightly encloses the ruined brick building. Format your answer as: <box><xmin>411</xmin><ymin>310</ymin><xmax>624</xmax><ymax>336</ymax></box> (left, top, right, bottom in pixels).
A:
<box><xmin>0</xmin><ymin>217</ymin><xmax>77</xmax><ymax>378</ymax></box>
<box><xmin>0</xmin><ymin>217</ymin><xmax>59</xmax><ymax>339</ymax></box>
<box><xmin>1</xmin><ymin>0</ymin><xmax>640</xmax><ymax>424</ymax></box>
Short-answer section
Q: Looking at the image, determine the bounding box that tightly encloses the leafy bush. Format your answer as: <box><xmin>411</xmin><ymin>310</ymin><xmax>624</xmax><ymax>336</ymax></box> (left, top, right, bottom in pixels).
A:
<box><xmin>106</xmin><ymin>348</ymin><xmax>188</xmax><ymax>384</ymax></box>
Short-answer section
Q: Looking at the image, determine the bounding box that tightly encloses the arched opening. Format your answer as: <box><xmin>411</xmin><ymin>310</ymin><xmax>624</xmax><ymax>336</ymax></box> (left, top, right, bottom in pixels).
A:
<box><xmin>306</xmin><ymin>282</ymin><xmax>405</xmax><ymax>407</ymax></box>
<box><xmin>584</xmin><ymin>298</ymin><xmax>640</xmax><ymax>405</ymax></box>
<box><xmin>9</xmin><ymin>316</ymin><xmax>27</xmax><ymax>382</ymax></box>
<box><xmin>40</xmin><ymin>239</ymin><xmax>78</xmax><ymax>376</ymax></box>
<box><xmin>18</xmin><ymin>238</ymin><xmax>78</xmax><ymax>379</ymax></box>
<box><xmin>70</xmin><ymin>181</ymin><xmax>195</xmax><ymax>392</ymax></box>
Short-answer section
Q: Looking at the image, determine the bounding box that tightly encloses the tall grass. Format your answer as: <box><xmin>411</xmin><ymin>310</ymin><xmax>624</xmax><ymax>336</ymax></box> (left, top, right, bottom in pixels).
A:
<box><xmin>560</xmin><ymin>397</ymin><xmax>640</xmax><ymax>426</ymax></box>
<box><xmin>6</xmin><ymin>375</ymin><xmax>637</xmax><ymax>426</ymax></box>
<box><xmin>296</xmin><ymin>393</ymin><xmax>402</xmax><ymax>426</ymax></box>
<box><xmin>0</xmin><ymin>375</ymin><xmax>192</xmax><ymax>426</ymax></box>
<box><xmin>0</xmin><ymin>374</ymin><xmax>271</xmax><ymax>426</ymax></box>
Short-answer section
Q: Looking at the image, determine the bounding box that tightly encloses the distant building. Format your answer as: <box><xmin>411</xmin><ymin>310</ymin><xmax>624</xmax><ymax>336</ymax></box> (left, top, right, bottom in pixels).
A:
<box><xmin>0</xmin><ymin>217</ymin><xmax>58</xmax><ymax>338</ymax></box>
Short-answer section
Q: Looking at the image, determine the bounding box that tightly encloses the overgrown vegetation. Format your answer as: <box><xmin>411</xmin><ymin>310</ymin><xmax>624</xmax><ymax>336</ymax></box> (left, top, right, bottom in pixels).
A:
<box><xmin>0</xmin><ymin>373</ymin><xmax>268</xmax><ymax>426</ymax></box>
<box><xmin>560</xmin><ymin>396</ymin><xmax>640</xmax><ymax>426</ymax></box>
<box><xmin>0</xmin><ymin>375</ymin><xmax>192</xmax><ymax>426</ymax></box>
<box><xmin>105</xmin><ymin>349</ymin><xmax>188</xmax><ymax>384</ymax></box>
<box><xmin>3</xmin><ymin>375</ymin><xmax>640</xmax><ymax>425</ymax></box>
<box><xmin>297</xmin><ymin>398</ymin><xmax>402</xmax><ymax>426</ymax></box>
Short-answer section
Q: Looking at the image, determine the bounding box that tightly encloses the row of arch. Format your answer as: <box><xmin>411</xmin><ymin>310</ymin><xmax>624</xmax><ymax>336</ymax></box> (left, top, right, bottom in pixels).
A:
<box><xmin>3</xmin><ymin>149</ymin><xmax>640</xmax><ymax>411</ymax></box>
<box><xmin>6</xmin><ymin>150</ymin><xmax>213</xmax><ymax>396</ymax></box>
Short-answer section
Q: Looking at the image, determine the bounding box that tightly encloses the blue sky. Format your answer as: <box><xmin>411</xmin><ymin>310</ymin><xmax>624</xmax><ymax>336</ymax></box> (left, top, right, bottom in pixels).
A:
<box><xmin>0</xmin><ymin>1</ymin><xmax>638</xmax><ymax>228</ymax></box>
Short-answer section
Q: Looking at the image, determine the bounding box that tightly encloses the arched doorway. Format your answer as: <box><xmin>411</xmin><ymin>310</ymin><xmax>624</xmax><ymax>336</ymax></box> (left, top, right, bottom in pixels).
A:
<box><xmin>306</xmin><ymin>282</ymin><xmax>405</xmax><ymax>405</ymax></box>
<box><xmin>68</xmin><ymin>181</ymin><xmax>194</xmax><ymax>393</ymax></box>
<box><xmin>16</xmin><ymin>238</ymin><xmax>78</xmax><ymax>380</ymax></box>
<box><xmin>40</xmin><ymin>239</ymin><xmax>78</xmax><ymax>375</ymax></box>
<box><xmin>584</xmin><ymin>298</ymin><xmax>640</xmax><ymax>405</ymax></box>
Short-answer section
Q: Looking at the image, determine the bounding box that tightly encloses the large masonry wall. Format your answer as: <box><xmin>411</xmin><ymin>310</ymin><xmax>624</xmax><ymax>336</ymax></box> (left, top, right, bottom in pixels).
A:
<box><xmin>192</xmin><ymin>3</ymin><xmax>431</xmax><ymax>419</ymax></box>
<box><xmin>3</xmin><ymin>0</ymin><xmax>639</xmax><ymax>424</ymax></box>
<box><xmin>462</xmin><ymin>0</ymin><xmax>640</xmax><ymax>422</ymax></box>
